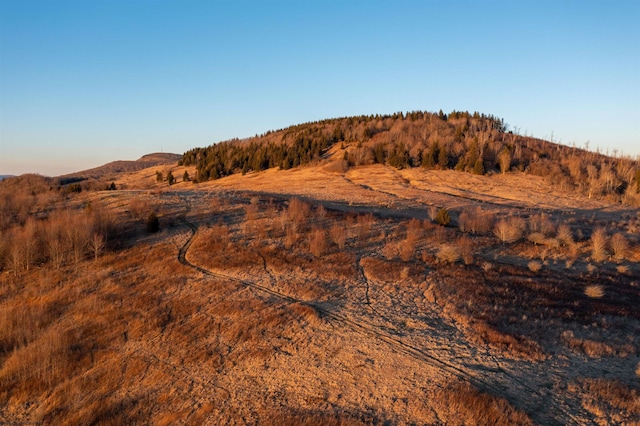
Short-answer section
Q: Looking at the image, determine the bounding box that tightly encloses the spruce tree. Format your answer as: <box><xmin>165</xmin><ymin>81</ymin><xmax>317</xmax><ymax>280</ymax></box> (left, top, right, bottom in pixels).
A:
<box><xmin>146</xmin><ymin>212</ymin><xmax>160</xmax><ymax>233</ymax></box>
<box><xmin>473</xmin><ymin>158</ymin><xmax>485</xmax><ymax>175</ymax></box>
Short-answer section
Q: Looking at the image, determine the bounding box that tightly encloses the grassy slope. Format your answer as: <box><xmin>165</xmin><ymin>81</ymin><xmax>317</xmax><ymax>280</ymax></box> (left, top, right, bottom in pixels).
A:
<box><xmin>1</xmin><ymin>160</ymin><xmax>639</xmax><ymax>425</ymax></box>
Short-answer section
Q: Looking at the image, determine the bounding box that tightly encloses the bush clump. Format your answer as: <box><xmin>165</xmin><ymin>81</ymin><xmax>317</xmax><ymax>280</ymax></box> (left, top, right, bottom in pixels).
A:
<box><xmin>435</xmin><ymin>208</ymin><xmax>450</xmax><ymax>226</ymax></box>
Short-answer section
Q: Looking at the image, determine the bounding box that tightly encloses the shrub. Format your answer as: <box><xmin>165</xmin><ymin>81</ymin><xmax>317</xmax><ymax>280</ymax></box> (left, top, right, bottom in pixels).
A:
<box><xmin>435</xmin><ymin>208</ymin><xmax>450</xmax><ymax>226</ymax></box>
<box><xmin>591</xmin><ymin>228</ymin><xmax>608</xmax><ymax>262</ymax></box>
<box><xmin>400</xmin><ymin>230</ymin><xmax>419</xmax><ymax>262</ymax></box>
<box><xmin>527</xmin><ymin>232</ymin><xmax>546</xmax><ymax>245</ymax></box>
<box><xmin>529</xmin><ymin>213</ymin><xmax>555</xmax><ymax>236</ymax></box>
<box><xmin>309</xmin><ymin>228</ymin><xmax>328</xmax><ymax>257</ymax></box>
<box><xmin>584</xmin><ymin>284</ymin><xmax>604</xmax><ymax>298</ymax></box>
<box><xmin>493</xmin><ymin>216</ymin><xmax>525</xmax><ymax>243</ymax></box>
<box><xmin>457</xmin><ymin>236</ymin><xmax>474</xmax><ymax>264</ymax></box>
<box><xmin>616</xmin><ymin>265</ymin><xmax>629</xmax><ymax>274</ymax></box>
<box><xmin>437</xmin><ymin>244</ymin><xmax>459</xmax><ymax>263</ymax></box>
<box><xmin>428</xmin><ymin>206</ymin><xmax>438</xmax><ymax>222</ymax></box>
<box><xmin>609</xmin><ymin>233</ymin><xmax>628</xmax><ymax>260</ymax></box>
<box><xmin>329</xmin><ymin>223</ymin><xmax>346</xmax><ymax>249</ymax></box>
<box><xmin>493</xmin><ymin>219</ymin><xmax>510</xmax><ymax>243</ymax></box>
<box><xmin>288</xmin><ymin>198</ymin><xmax>310</xmax><ymax>225</ymax></box>
<box><xmin>498</xmin><ymin>149</ymin><xmax>511</xmax><ymax>174</ymax></box>
<box><xmin>556</xmin><ymin>224</ymin><xmax>574</xmax><ymax>246</ymax></box>
<box><xmin>146</xmin><ymin>213</ymin><xmax>159</xmax><ymax>233</ymax></box>
<box><xmin>129</xmin><ymin>198</ymin><xmax>146</xmax><ymax>219</ymax></box>
<box><xmin>527</xmin><ymin>261</ymin><xmax>542</xmax><ymax>273</ymax></box>
<box><xmin>357</xmin><ymin>213</ymin><xmax>374</xmax><ymax>240</ymax></box>
<box><xmin>245</xmin><ymin>203</ymin><xmax>259</xmax><ymax>222</ymax></box>
<box><xmin>458</xmin><ymin>207</ymin><xmax>493</xmax><ymax>234</ymax></box>
<box><xmin>284</xmin><ymin>225</ymin><xmax>298</xmax><ymax>249</ymax></box>
<box><xmin>406</xmin><ymin>218</ymin><xmax>423</xmax><ymax>236</ymax></box>
<box><xmin>315</xmin><ymin>204</ymin><xmax>327</xmax><ymax>220</ymax></box>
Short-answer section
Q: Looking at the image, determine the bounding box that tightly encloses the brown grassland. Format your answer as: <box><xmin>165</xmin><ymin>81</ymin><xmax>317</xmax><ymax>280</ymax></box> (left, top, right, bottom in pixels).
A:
<box><xmin>0</xmin><ymin>149</ymin><xmax>639</xmax><ymax>424</ymax></box>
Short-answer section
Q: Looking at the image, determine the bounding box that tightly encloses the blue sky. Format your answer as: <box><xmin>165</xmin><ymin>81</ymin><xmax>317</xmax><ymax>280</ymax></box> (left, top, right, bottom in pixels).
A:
<box><xmin>1</xmin><ymin>0</ymin><xmax>638</xmax><ymax>176</ymax></box>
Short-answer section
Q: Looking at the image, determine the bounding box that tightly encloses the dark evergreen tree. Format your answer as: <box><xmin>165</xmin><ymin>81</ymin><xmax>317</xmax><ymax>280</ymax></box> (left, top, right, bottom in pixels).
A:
<box><xmin>435</xmin><ymin>208</ymin><xmax>450</xmax><ymax>226</ymax></box>
<box><xmin>438</xmin><ymin>144</ymin><xmax>450</xmax><ymax>169</ymax></box>
<box><xmin>146</xmin><ymin>212</ymin><xmax>160</xmax><ymax>233</ymax></box>
<box><xmin>373</xmin><ymin>143</ymin><xmax>386</xmax><ymax>164</ymax></box>
<box><xmin>473</xmin><ymin>158</ymin><xmax>485</xmax><ymax>175</ymax></box>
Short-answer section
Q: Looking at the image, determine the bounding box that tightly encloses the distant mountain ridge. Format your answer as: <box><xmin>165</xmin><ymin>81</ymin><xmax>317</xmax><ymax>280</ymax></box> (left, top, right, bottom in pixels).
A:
<box><xmin>61</xmin><ymin>153</ymin><xmax>181</xmax><ymax>180</ymax></box>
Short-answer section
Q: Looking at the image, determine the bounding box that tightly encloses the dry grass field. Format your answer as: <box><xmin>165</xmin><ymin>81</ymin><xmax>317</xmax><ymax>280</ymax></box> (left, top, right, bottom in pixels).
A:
<box><xmin>1</xmin><ymin>159</ymin><xmax>639</xmax><ymax>425</ymax></box>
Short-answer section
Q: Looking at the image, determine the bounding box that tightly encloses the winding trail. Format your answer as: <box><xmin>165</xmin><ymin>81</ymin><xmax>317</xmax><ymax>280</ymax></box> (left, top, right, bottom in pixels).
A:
<box><xmin>176</xmin><ymin>211</ymin><xmax>587</xmax><ymax>425</ymax></box>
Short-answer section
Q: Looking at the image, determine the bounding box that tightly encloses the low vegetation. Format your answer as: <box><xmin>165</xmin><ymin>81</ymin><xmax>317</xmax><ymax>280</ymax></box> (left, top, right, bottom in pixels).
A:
<box><xmin>1</xmin><ymin>112</ymin><xmax>639</xmax><ymax>424</ymax></box>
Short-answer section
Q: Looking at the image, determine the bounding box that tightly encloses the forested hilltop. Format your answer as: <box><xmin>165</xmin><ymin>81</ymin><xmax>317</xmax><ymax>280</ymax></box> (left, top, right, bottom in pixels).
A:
<box><xmin>180</xmin><ymin>110</ymin><xmax>640</xmax><ymax>205</ymax></box>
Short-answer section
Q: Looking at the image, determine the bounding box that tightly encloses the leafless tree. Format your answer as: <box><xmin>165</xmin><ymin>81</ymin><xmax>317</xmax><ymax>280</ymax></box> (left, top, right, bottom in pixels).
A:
<box><xmin>90</xmin><ymin>233</ymin><xmax>105</xmax><ymax>262</ymax></box>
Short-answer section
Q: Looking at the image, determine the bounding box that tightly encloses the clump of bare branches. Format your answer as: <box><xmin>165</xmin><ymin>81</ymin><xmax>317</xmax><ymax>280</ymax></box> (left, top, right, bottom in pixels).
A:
<box><xmin>309</xmin><ymin>228</ymin><xmax>328</xmax><ymax>257</ymax></box>
<box><xmin>493</xmin><ymin>216</ymin><xmax>525</xmax><ymax>244</ymax></box>
<box><xmin>609</xmin><ymin>233</ymin><xmax>628</xmax><ymax>260</ymax></box>
<box><xmin>284</xmin><ymin>224</ymin><xmax>299</xmax><ymax>249</ymax></box>
<box><xmin>528</xmin><ymin>213</ymin><xmax>555</xmax><ymax>236</ymax></box>
<box><xmin>357</xmin><ymin>213</ymin><xmax>374</xmax><ymax>240</ymax></box>
<box><xmin>329</xmin><ymin>222</ymin><xmax>346</xmax><ymax>250</ymax></box>
<box><xmin>457</xmin><ymin>236</ymin><xmax>474</xmax><ymax>265</ymax></box>
<box><xmin>459</xmin><ymin>207</ymin><xmax>493</xmax><ymax>235</ymax></box>
<box><xmin>590</xmin><ymin>228</ymin><xmax>608</xmax><ymax>262</ymax></box>
<box><xmin>437</xmin><ymin>244</ymin><xmax>459</xmax><ymax>263</ymax></box>
<box><xmin>287</xmin><ymin>198</ymin><xmax>310</xmax><ymax>225</ymax></box>
<box><xmin>245</xmin><ymin>198</ymin><xmax>260</xmax><ymax>221</ymax></box>
<box><xmin>399</xmin><ymin>231</ymin><xmax>419</xmax><ymax>262</ymax></box>
<box><xmin>556</xmin><ymin>224</ymin><xmax>574</xmax><ymax>246</ymax></box>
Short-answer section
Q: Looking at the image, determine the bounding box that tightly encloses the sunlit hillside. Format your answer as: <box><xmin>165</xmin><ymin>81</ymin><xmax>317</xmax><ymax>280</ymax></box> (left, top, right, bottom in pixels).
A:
<box><xmin>1</xmin><ymin>112</ymin><xmax>639</xmax><ymax>425</ymax></box>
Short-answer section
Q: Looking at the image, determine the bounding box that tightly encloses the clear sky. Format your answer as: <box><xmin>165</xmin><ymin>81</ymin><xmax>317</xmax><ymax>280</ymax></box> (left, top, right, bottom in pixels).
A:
<box><xmin>1</xmin><ymin>0</ymin><xmax>638</xmax><ymax>176</ymax></box>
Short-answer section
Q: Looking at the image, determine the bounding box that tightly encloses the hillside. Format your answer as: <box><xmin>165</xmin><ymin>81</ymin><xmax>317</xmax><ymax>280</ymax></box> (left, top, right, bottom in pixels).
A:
<box><xmin>181</xmin><ymin>111</ymin><xmax>640</xmax><ymax>206</ymax></box>
<box><xmin>0</xmin><ymin>113</ymin><xmax>639</xmax><ymax>425</ymax></box>
<box><xmin>60</xmin><ymin>152</ymin><xmax>181</xmax><ymax>181</ymax></box>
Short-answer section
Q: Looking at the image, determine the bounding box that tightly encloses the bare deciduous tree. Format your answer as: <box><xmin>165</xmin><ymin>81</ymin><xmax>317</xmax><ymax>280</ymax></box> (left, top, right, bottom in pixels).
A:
<box><xmin>499</xmin><ymin>150</ymin><xmax>512</xmax><ymax>174</ymax></box>
<box><xmin>329</xmin><ymin>223</ymin><xmax>346</xmax><ymax>250</ymax></box>
<box><xmin>309</xmin><ymin>228</ymin><xmax>328</xmax><ymax>257</ymax></box>
<box><xmin>90</xmin><ymin>233</ymin><xmax>105</xmax><ymax>262</ymax></box>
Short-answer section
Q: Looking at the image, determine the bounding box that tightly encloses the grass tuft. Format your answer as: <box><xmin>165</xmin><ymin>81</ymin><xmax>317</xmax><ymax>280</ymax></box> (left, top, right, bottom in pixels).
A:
<box><xmin>591</xmin><ymin>227</ymin><xmax>608</xmax><ymax>262</ymax></box>
<box><xmin>527</xmin><ymin>261</ymin><xmax>542</xmax><ymax>273</ymax></box>
<box><xmin>437</xmin><ymin>245</ymin><xmax>459</xmax><ymax>263</ymax></box>
<box><xmin>584</xmin><ymin>284</ymin><xmax>604</xmax><ymax>298</ymax></box>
